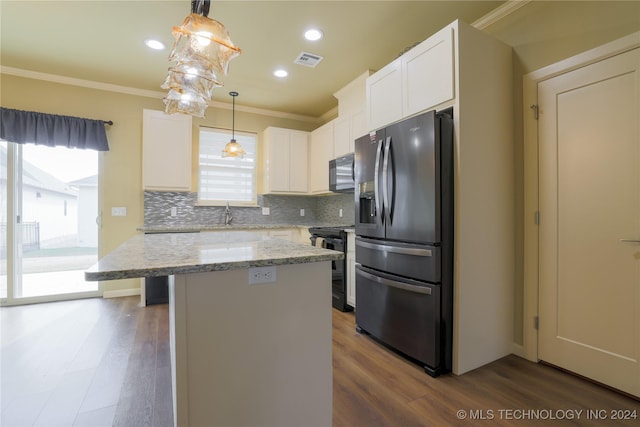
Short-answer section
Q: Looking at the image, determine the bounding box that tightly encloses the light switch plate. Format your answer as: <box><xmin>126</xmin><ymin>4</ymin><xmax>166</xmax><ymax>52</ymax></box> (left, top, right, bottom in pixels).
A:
<box><xmin>111</xmin><ymin>207</ymin><xmax>127</xmax><ymax>217</ymax></box>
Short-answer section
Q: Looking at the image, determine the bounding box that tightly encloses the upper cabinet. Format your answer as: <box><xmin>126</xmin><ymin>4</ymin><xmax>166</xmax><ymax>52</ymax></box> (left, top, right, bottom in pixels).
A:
<box><xmin>308</xmin><ymin>72</ymin><xmax>369</xmax><ymax>194</ymax></box>
<box><xmin>402</xmin><ymin>26</ymin><xmax>454</xmax><ymax>118</ymax></box>
<box><xmin>142</xmin><ymin>109</ymin><xmax>192</xmax><ymax>191</ymax></box>
<box><xmin>333</xmin><ymin>109</ymin><xmax>367</xmax><ymax>157</ymax></box>
<box><xmin>333</xmin><ymin>71</ymin><xmax>370</xmax><ymax>157</ymax></box>
<box><xmin>366</xmin><ymin>60</ymin><xmax>403</xmax><ymax>131</ymax></box>
<box><xmin>261</xmin><ymin>127</ymin><xmax>309</xmax><ymax>194</ymax></box>
<box><xmin>366</xmin><ymin>25</ymin><xmax>455</xmax><ymax>130</ymax></box>
<box><xmin>309</xmin><ymin>121</ymin><xmax>334</xmax><ymax>194</ymax></box>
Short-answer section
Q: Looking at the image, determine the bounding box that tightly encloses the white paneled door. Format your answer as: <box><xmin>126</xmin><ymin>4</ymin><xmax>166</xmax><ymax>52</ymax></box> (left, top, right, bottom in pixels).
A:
<box><xmin>538</xmin><ymin>48</ymin><xmax>640</xmax><ymax>397</ymax></box>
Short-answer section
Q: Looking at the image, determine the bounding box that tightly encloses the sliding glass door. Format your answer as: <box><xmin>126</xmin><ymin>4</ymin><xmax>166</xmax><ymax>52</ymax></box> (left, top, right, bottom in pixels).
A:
<box><xmin>1</xmin><ymin>142</ymin><xmax>100</xmax><ymax>305</ymax></box>
<box><xmin>1</xmin><ymin>141</ymin><xmax>7</xmax><ymax>300</ymax></box>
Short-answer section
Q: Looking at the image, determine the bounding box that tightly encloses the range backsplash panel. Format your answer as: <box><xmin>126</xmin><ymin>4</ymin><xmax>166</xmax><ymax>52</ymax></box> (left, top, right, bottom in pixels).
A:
<box><xmin>144</xmin><ymin>192</ymin><xmax>355</xmax><ymax>228</ymax></box>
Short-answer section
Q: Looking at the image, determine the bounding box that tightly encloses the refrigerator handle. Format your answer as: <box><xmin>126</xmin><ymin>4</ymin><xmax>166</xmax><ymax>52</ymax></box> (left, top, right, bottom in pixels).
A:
<box><xmin>356</xmin><ymin>266</ymin><xmax>432</xmax><ymax>295</ymax></box>
<box><xmin>382</xmin><ymin>136</ymin><xmax>391</xmax><ymax>223</ymax></box>
<box><xmin>374</xmin><ymin>138</ymin><xmax>384</xmax><ymax>223</ymax></box>
<box><xmin>356</xmin><ymin>238</ymin><xmax>433</xmax><ymax>257</ymax></box>
<box><xmin>351</xmin><ymin>158</ymin><xmax>355</xmax><ymax>181</ymax></box>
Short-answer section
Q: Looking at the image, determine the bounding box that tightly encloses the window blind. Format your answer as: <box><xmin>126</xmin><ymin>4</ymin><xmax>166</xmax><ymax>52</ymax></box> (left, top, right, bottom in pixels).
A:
<box><xmin>198</xmin><ymin>128</ymin><xmax>257</xmax><ymax>204</ymax></box>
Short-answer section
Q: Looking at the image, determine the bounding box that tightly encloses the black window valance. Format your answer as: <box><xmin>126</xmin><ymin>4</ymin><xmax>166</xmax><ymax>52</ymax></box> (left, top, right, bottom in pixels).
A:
<box><xmin>0</xmin><ymin>107</ymin><xmax>110</xmax><ymax>151</ymax></box>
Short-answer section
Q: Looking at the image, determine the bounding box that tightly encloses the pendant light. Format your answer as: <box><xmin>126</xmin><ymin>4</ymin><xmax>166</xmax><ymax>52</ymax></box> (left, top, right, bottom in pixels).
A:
<box><xmin>162</xmin><ymin>0</ymin><xmax>241</xmax><ymax>118</ymax></box>
<box><xmin>222</xmin><ymin>91</ymin><xmax>246</xmax><ymax>158</ymax></box>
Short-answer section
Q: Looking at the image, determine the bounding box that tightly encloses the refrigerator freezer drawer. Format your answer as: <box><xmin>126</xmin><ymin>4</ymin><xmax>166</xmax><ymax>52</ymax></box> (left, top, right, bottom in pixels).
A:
<box><xmin>355</xmin><ymin>265</ymin><xmax>441</xmax><ymax>372</ymax></box>
<box><xmin>355</xmin><ymin>237</ymin><xmax>441</xmax><ymax>283</ymax></box>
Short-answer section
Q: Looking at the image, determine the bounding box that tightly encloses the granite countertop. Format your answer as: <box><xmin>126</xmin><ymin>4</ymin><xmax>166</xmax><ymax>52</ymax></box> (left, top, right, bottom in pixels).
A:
<box><xmin>85</xmin><ymin>231</ymin><xmax>344</xmax><ymax>281</ymax></box>
<box><xmin>138</xmin><ymin>223</ymin><xmax>349</xmax><ymax>233</ymax></box>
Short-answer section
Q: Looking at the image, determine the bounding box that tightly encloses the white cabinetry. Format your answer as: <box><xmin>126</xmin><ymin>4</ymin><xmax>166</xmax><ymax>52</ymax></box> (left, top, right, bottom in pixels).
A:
<box><xmin>261</xmin><ymin>127</ymin><xmax>309</xmax><ymax>194</ymax></box>
<box><xmin>366</xmin><ymin>60</ymin><xmax>403</xmax><ymax>131</ymax></box>
<box><xmin>402</xmin><ymin>26</ymin><xmax>454</xmax><ymax>118</ymax></box>
<box><xmin>334</xmin><ymin>71</ymin><xmax>370</xmax><ymax>156</ymax></box>
<box><xmin>309</xmin><ymin>121</ymin><xmax>334</xmax><ymax>194</ymax></box>
<box><xmin>365</xmin><ymin>20</ymin><xmax>514</xmax><ymax>376</ymax></box>
<box><xmin>333</xmin><ymin>110</ymin><xmax>367</xmax><ymax>157</ymax></box>
<box><xmin>142</xmin><ymin>109</ymin><xmax>192</xmax><ymax>191</ymax></box>
<box><xmin>366</xmin><ymin>25</ymin><xmax>454</xmax><ymax>130</ymax></box>
<box><xmin>346</xmin><ymin>231</ymin><xmax>356</xmax><ymax>308</ymax></box>
<box><xmin>308</xmin><ymin>72</ymin><xmax>369</xmax><ymax>193</ymax></box>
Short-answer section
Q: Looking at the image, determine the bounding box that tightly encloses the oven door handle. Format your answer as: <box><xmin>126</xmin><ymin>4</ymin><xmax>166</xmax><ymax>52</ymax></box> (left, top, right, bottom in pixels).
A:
<box><xmin>356</xmin><ymin>266</ymin><xmax>432</xmax><ymax>295</ymax></box>
<box><xmin>356</xmin><ymin>238</ymin><xmax>432</xmax><ymax>257</ymax></box>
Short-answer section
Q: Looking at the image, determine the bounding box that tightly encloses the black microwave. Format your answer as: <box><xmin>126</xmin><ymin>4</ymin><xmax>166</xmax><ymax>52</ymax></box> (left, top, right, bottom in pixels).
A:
<box><xmin>329</xmin><ymin>153</ymin><xmax>355</xmax><ymax>193</ymax></box>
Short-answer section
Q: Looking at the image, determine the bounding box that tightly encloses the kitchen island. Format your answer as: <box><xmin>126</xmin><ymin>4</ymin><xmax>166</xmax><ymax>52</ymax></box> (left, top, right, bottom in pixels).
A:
<box><xmin>86</xmin><ymin>231</ymin><xmax>343</xmax><ymax>427</ymax></box>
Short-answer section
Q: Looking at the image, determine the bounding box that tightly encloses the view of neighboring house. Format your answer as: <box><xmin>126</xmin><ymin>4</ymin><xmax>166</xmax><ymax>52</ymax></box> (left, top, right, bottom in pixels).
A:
<box><xmin>68</xmin><ymin>174</ymin><xmax>98</xmax><ymax>248</ymax></box>
<box><xmin>0</xmin><ymin>144</ymin><xmax>96</xmax><ymax>253</ymax></box>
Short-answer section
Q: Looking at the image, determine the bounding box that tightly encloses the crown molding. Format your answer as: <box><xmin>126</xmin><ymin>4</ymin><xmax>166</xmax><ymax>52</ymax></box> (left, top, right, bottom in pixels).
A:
<box><xmin>1</xmin><ymin>66</ymin><xmax>320</xmax><ymax>124</ymax></box>
<box><xmin>472</xmin><ymin>0</ymin><xmax>532</xmax><ymax>30</ymax></box>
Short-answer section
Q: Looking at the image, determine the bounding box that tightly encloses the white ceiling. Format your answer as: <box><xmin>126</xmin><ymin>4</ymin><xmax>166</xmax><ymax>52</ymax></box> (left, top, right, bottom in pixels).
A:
<box><xmin>1</xmin><ymin>1</ymin><xmax>505</xmax><ymax>119</ymax></box>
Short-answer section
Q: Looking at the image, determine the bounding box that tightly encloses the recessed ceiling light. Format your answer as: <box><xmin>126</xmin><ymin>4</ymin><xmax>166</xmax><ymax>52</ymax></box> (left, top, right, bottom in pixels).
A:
<box><xmin>274</xmin><ymin>69</ymin><xmax>288</xmax><ymax>78</ymax></box>
<box><xmin>304</xmin><ymin>29</ymin><xmax>323</xmax><ymax>41</ymax></box>
<box><xmin>145</xmin><ymin>39</ymin><xmax>166</xmax><ymax>50</ymax></box>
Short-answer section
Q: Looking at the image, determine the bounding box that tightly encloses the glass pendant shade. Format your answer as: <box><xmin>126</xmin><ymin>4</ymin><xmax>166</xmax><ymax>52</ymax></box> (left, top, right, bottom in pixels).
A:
<box><xmin>222</xmin><ymin>139</ymin><xmax>246</xmax><ymax>158</ymax></box>
<box><xmin>169</xmin><ymin>14</ymin><xmax>241</xmax><ymax>76</ymax></box>
<box><xmin>162</xmin><ymin>5</ymin><xmax>241</xmax><ymax>117</ymax></box>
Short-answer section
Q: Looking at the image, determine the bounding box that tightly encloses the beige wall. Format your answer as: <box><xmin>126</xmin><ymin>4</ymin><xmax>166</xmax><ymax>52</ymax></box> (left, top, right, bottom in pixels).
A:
<box><xmin>482</xmin><ymin>0</ymin><xmax>640</xmax><ymax>345</ymax></box>
<box><xmin>0</xmin><ymin>74</ymin><xmax>316</xmax><ymax>293</ymax></box>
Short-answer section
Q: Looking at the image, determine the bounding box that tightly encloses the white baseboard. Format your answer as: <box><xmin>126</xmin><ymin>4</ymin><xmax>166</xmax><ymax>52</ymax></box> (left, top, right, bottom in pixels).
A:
<box><xmin>511</xmin><ymin>343</ymin><xmax>526</xmax><ymax>359</ymax></box>
<box><xmin>102</xmin><ymin>288</ymin><xmax>141</xmax><ymax>299</ymax></box>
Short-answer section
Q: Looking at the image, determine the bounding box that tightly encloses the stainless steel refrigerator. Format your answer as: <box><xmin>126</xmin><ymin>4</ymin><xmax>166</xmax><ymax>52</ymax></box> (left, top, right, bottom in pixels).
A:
<box><xmin>354</xmin><ymin>108</ymin><xmax>453</xmax><ymax>376</ymax></box>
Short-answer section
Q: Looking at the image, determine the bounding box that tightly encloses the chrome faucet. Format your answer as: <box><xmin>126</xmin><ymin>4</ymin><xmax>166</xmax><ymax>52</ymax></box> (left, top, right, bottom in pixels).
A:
<box><xmin>224</xmin><ymin>201</ymin><xmax>233</xmax><ymax>225</ymax></box>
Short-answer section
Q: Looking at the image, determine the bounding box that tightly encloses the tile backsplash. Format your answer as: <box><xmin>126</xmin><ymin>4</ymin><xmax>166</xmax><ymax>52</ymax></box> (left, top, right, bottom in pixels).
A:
<box><xmin>144</xmin><ymin>191</ymin><xmax>355</xmax><ymax>228</ymax></box>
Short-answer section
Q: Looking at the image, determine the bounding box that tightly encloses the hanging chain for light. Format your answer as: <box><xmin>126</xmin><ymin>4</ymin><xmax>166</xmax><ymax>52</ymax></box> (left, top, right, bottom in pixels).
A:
<box><xmin>230</xmin><ymin>91</ymin><xmax>237</xmax><ymax>141</ymax></box>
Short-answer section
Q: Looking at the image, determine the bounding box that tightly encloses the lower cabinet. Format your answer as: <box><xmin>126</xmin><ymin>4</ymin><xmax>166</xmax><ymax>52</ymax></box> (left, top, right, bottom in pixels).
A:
<box><xmin>346</xmin><ymin>231</ymin><xmax>356</xmax><ymax>308</ymax></box>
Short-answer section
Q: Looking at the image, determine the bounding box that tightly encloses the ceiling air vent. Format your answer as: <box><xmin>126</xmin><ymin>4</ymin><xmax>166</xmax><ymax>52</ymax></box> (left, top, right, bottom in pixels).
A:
<box><xmin>294</xmin><ymin>51</ymin><xmax>324</xmax><ymax>68</ymax></box>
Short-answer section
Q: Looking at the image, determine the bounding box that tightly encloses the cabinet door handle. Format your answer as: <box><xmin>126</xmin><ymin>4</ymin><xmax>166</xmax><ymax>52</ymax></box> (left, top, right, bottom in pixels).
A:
<box><xmin>620</xmin><ymin>239</ymin><xmax>640</xmax><ymax>244</ymax></box>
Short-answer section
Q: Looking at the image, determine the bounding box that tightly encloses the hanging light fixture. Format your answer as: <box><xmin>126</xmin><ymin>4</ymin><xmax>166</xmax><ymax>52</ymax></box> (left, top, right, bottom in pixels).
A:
<box><xmin>162</xmin><ymin>0</ymin><xmax>241</xmax><ymax>117</ymax></box>
<box><xmin>222</xmin><ymin>91</ymin><xmax>246</xmax><ymax>158</ymax></box>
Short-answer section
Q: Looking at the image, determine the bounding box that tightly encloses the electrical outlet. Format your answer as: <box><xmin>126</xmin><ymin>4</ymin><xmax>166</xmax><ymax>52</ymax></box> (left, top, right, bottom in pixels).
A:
<box><xmin>249</xmin><ymin>266</ymin><xmax>277</xmax><ymax>284</ymax></box>
<box><xmin>300</xmin><ymin>208</ymin><xmax>305</xmax><ymax>217</ymax></box>
<box><xmin>339</xmin><ymin>209</ymin><xmax>343</xmax><ymax>217</ymax></box>
<box><xmin>170</xmin><ymin>207</ymin><xmax>178</xmax><ymax>217</ymax></box>
<box><xmin>262</xmin><ymin>207</ymin><xmax>270</xmax><ymax>215</ymax></box>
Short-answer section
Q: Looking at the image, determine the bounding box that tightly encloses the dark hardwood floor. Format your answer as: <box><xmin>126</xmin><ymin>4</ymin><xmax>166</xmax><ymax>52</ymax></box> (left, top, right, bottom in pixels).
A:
<box><xmin>0</xmin><ymin>296</ymin><xmax>171</xmax><ymax>427</ymax></box>
<box><xmin>1</xmin><ymin>297</ymin><xmax>638</xmax><ymax>426</ymax></box>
